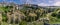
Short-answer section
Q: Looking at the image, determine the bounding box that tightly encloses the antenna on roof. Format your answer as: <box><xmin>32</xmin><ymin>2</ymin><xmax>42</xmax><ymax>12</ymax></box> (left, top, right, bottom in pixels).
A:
<box><xmin>26</xmin><ymin>0</ymin><xmax>28</xmax><ymax>4</ymax></box>
<box><xmin>10</xmin><ymin>0</ymin><xmax>13</xmax><ymax>3</ymax></box>
<box><xmin>24</xmin><ymin>0</ymin><xmax>29</xmax><ymax>4</ymax></box>
<box><xmin>3</xmin><ymin>0</ymin><xmax>7</xmax><ymax>3</ymax></box>
<box><xmin>2</xmin><ymin>0</ymin><xmax>5</xmax><ymax>3</ymax></box>
<box><xmin>3</xmin><ymin>0</ymin><xmax>5</xmax><ymax>2</ymax></box>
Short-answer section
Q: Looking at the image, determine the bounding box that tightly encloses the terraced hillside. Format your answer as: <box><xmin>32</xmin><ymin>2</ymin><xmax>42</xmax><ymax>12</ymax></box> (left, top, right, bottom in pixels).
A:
<box><xmin>0</xmin><ymin>2</ymin><xmax>60</xmax><ymax>25</ymax></box>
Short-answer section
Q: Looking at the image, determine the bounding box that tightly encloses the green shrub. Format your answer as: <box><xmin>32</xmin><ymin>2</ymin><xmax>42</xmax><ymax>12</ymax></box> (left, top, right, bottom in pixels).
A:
<box><xmin>19</xmin><ymin>21</ymin><xmax>27</xmax><ymax>25</ymax></box>
<box><xmin>57</xmin><ymin>14</ymin><xmax>60</xmax><ymax>19</ymax></box>
<box><xmin>51</xmin><ymin>13</ymin><xmax>57</xmax><ymax>17</ymax></box>
<box><xmin>2</xmin><ymin>13</ymin><xmax>7</xmax><ymax>22</ymax></box>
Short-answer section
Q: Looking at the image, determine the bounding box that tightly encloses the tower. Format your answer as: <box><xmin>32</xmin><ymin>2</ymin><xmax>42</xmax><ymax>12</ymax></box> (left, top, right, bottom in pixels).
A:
<box><xmin>24</xmin><ymin>0</ymin><xmax>31</xmax><ymax>4</ymax></box>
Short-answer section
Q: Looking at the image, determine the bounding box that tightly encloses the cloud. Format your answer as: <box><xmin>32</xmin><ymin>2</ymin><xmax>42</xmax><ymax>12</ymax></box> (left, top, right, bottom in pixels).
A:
<box><xmin>38</xmin><ymin>3</ymin><xmax>50</xmax><ymax>6</ymax></box>
<box><xmin>53</xmin><ymin>1</ymin><xmax>60</xmax><ymax>6</ymax></box>
<box><xmin>2</xmin><ymin>0</ymin><xmax>60</xmax><ymax>6</ymax></box>
<box><xmin>54</xmin><ymin>0</ymin><xmax>60</xmax><ymax>1</ymax></box>
<box><xmin>37</xmin><ymin>0</ymin><xmax>55</xmax><ymax>6</ymax></box>
<box><xmin>49</xmin><ymin>0</ymin><xmax>53</xmax><ymax>3</ymax></box>
<box><xmin>53</xmin><ymin>0</ymin><xmax>60</xmax><ymax>6</ymax></box>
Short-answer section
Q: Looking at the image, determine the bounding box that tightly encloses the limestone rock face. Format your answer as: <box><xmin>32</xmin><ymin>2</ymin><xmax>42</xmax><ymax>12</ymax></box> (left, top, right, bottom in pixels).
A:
<box><xmin>0</xmin><ymin>12</ymin><xmax>2</xmax><ymax>25</ymax></box>
<box><xmin>7</xmin><ymin>10</ymin><xmax>26</xmax><ymax>24</ymax></box>
<box><xmin>28</xmin><ymin>13</ymin><xmax>37</xmax><ymax>17</ymax></box>
<box><xmin>0</xmin><ymin>13</ymin><xmax>2</xmax><ymax>21</ymax></box>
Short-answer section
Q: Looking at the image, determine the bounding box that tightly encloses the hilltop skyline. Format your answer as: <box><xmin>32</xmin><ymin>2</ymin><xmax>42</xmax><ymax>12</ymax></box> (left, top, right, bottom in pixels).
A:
<box><xmin>0</xmin><ymin>0</ymin><xmax>60</xmax><ymax>6</ymax></box>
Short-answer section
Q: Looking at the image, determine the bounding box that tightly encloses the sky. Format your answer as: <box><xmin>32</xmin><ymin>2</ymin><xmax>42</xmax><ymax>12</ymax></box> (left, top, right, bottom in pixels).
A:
<box><xmin>0</xmin><ymin>0</ymin><xmax>60</xmax><ymax>6</ymax></box>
